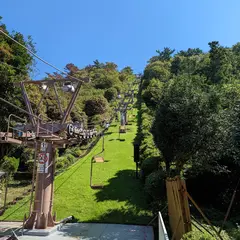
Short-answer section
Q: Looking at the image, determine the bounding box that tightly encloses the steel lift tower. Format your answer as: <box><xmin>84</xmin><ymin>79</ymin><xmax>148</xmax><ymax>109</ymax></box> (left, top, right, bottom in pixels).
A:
<box><xmin>0</xmin><ymin>78</ymin><xmax>97</xmax><ymax>229</ymax></box>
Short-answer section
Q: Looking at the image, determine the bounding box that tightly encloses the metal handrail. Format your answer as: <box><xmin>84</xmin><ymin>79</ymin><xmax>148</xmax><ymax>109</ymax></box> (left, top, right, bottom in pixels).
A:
<box><xmin>7</xmin><ymin>114</ymin><xmax>27</xmax><ymax>141</ymax></box>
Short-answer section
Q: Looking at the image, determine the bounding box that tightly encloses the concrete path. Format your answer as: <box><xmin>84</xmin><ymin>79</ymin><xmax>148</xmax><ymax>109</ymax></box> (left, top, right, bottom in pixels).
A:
<box><xmin>3</xmin><ymin>223</ymin><xmax>154</xmax><ymax>240</ymax></box>
<box><xmin>0</xmin><ymin>221</ymin><xmax>22</xmax><ymax>238</ymax></box>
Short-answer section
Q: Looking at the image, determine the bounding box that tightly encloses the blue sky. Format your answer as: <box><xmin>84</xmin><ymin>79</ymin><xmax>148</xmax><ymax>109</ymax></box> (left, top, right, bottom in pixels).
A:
<box><xmin>1</xmin><ymin>0</ymin><xmax>240</xmax><ymax>79</ymax></box>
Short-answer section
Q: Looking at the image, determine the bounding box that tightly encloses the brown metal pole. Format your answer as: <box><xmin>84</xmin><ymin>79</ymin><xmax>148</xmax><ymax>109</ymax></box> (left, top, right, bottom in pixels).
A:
<box><xmin>28</xmin><ymin>142</ymin><xmax>38</xmax><ymax>216</ymax></box>
<box><xmin>25</xmin><ymin>142</ymin><xmax>55</xmax><ymax>229</ymax></box>
<box><xmin>49</xmin><ymin>148</ymin><xmax>56</xmax><ymax>215</ymax></box>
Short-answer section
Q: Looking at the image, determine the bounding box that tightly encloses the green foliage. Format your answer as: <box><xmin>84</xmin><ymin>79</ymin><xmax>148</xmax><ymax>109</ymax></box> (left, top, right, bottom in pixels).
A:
<box><xmin>104</xmin><ymin>87</ymin><xmax>118</xmax><ymax>102</ymax></box>
<box><xmin>141</xmin><ymin>156</ymin><xmax>160</xmax><ymax>177</ymax></box>
<box><xmin>151</xmin><ymin>76</ymin><xmax>224</xmax><ymax>174</ymax></box>
<box><xmin>0</xmin><ymin>156</ymin><xmax>19</xmax><ymax>174</ymax></box>
<box><xmin>171</xmin><ymin>55</ymin><xmax>203</xmax><ymax>76</ymax></box>
<box><xmin>177</xmin><ymin>48</ymin><xmax>203</xmax><ymax>57</ymax></box>
<box><xmin>56</xmin><ymin>156</ymin><xmax>68</xmax><ymax>170</ymax></box>
<box><xmin>143</xmin><ymin>61</ymin><xmax>171</xmax><ymax>83</ymax></box>
<box><xmin>66</xmin><ymin>154</ymin><xmax>75</xmax><ymax>164</ymax></box>
<box><xmin>137</xmin><ymin>103</ymin><xmax>160</xmax><ymax>165</ymax></box>
<box><xmin>142</xmin><ymin>78</ymin><xmax>164</xmax><ymax>108</ymax></box>
<box><xmin>208</xmin><ymin>41</ymin><xmax>233</xmax><ymax>84</ymax></box>
<box><xmin>121</xmin><ymin>66</ymin><xmax>133</xmax><ymax>75</ymax></box>
<box><xmin>25</xmin><ymin>159</ymin><xmax>34</xmax><ymax>172</ymax></box>
<box><xmin>84</xmin><ymin>96</ymin><xmax>109</xmax><ymax>117</ymax></box>
<box><xmin>182</xmin><ymin>226</ymin><xmax>230</xmax><ymax>240</ymax></box>
<box><xmin>148</xmin><ymin>47</ymin><xmax>175</xmax><ymax>63</ymax></box>
<box><xmin>0</xmin><ymin>18</ymin><xmax>35</xmax><ymax>132</ymax></box>
<box><xmin>144</xmin><ymin>169</ymin><xmax>166</xmax><ymax>201</ymax></box>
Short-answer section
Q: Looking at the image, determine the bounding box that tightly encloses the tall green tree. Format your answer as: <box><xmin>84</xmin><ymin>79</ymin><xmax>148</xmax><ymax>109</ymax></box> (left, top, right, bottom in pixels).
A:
<box><xmin>151</xmin><ymin>76</ymin><xmax>222</xmax><ymax>174</ymax></box>
<box><xmin>208</xmin><ymin>41</ymin><xmax>233</xmax><ymax>84</ymax></box>
<box><xmin>148</xmin><ymin>47</ymin><xmax>175</xmax><ymax>63</ymax></box>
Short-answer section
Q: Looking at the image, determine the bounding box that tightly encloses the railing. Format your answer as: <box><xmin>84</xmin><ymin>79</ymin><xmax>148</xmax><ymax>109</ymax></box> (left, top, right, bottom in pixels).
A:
<box><xmin>158</xmin><ymin>212</ymin><xmax>169</xmax><ymax>240</ymax></box>
<box><xmin>7</xmin><ymin>114</ymin><xmax>28</xmax><ymax>141</ymax></box>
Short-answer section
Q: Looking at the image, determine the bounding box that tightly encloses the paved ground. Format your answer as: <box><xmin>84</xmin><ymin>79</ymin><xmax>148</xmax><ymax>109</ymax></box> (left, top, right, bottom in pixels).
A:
<box><xmin>0</xmin><ymin>221</ymin><xmax>22</xmax><ymax>238</ymax></box>
<box><xmin>0</xmin><ymin>223</ymin><xmax>154</xmax><ymax>240</ymax></box>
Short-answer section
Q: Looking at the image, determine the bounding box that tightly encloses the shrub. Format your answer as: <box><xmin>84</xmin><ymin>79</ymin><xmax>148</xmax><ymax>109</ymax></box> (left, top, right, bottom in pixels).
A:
<box><xmin>228</xmin><ymin>227</ymin><xmax>240</xmax><ymax>240</ymax></box>
<box><xmin>141</xmin><ymin>156</ymin><xmax>160</xmax><ymax>178</ymax></box>
<box><xmin>84</xmin><ymin>96</ymin><xmax>109</xmax><ymax>117</ymax></box>
<box><xmin>26</xmin><ymin>159</ymin><xmax>34</xmax><ymax>172</ymax></box>
<box><xmin>56</xmin><ymin>156</ymin><xmax>68</xmax><ymax>169</ymax></box>
<box><xmin>182</xmin><ymin>226</ymin><xmax>230</xmax><ymax>240</ymax></box>
<box><xmin>66</xmin><ymin>154</ymin><xmax>75</xmax><ymax>164</ymax></box>
<box><xmin>68</xmin><ymin>147</ymin><xmax>82</xmax><ymax>157</ymax></box>
<box><xmin>74</xmin><ymin>149</ymin><xmax>82</xmax><ymax>157</ymax></box>
<box><xmin>1</xmin><ymin>156</ymin><xmax>19</xmax><ymax>174</ymax></box>
<box><xmin>144</xmin><ymin>169</ymin><xmax>166</xmax><ymax>201</ymax></box>
<box><xmin>104</xmin><ymin>87</ymin><xmax>117</xmax><ymax>102</ymax></box>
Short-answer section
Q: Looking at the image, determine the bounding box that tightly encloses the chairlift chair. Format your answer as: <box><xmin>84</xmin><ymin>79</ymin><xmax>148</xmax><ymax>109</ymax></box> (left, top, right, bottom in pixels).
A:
<box><xmin>41</xmin><ymin>84</ymin><xmax>48</xmax><ymax>91</ymax></box>
<box><xmin>62</xmin><ymin>82</ymin><xmax>75</xmax><ymax>93</ymax></box>
<box><xmin>90</xmin><ymin>133</ymin><xmax>105</xmax><ymax>189</ymax></box>
<box><xmin>119</xmin><ymin>125</ymin><xmax>126</xmax><ymax>133</ymax></box>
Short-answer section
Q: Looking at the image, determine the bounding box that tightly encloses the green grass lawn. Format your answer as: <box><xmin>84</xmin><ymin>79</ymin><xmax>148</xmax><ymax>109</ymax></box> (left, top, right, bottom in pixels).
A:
<box><xmin>0</xmin><ymin>113</ymin><xmax>152</xmax><ymax>224</ymax></box>
<box><xmin>0</xmin><ymin>180</ymin><xmax>31</xmax><ymax>207</ymax></box>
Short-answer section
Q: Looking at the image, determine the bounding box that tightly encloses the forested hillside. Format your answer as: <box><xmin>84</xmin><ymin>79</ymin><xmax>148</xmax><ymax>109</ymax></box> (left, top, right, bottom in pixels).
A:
<box><xmin>136</xmin><ymin>44</ymin><xmax>240</xmax><ymax>238</ymax></box>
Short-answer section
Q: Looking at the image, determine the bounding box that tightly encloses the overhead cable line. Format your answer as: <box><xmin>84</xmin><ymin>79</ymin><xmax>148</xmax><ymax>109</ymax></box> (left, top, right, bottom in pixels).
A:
<box><xmin>0</xmin><ymin>29</ymin><xmax>85</xmax><ymax>83</ymax></box>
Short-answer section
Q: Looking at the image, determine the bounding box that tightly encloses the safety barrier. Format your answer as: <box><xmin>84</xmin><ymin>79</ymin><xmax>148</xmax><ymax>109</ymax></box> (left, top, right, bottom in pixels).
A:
<box><xmin>158</xmin><ymin>212</ymin><xmax>169</xmax><ymax>240</ymax></box>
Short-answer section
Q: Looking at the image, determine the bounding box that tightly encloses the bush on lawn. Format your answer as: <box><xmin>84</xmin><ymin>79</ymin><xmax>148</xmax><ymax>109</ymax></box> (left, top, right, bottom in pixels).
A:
<box><xmin>141</xmin><ymin>156</ymin><xmax>160</xmax><ymax>179</ymax></box>
<box><xmin>144</xmin><ymin>169</ymin><xmax>166</xmax><ymax>202</ymax></box>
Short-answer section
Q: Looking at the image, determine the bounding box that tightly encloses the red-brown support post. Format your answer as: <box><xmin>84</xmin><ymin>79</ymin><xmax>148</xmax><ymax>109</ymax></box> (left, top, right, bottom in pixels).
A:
<box><xmin>25</xmin><ymin>142</ymin><xmax>55</xmax><ymax>229</ymax></box>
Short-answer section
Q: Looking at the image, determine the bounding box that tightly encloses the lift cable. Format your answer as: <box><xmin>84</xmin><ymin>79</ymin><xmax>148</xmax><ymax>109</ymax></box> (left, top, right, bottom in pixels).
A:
<box><xmin>0</xmin><ymin>29</ymin><xmax>85</xmax><ymax>83</ymax></box>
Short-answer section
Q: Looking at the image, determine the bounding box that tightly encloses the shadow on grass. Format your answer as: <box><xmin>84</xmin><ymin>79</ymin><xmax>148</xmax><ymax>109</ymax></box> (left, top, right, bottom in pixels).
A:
<box><xmin>70</xmin><ymin>206</ymin><xmax>152</xmax><ymax>225</ymax></box>
<box><xmin>103</xmin><ymin>132</ymin><xmax>113</xmax><ymax>136</ymax></box>
<box><xmin>87</xmin><ymin>207</ymin><xmax>151</xmax><ymax>225</ymax></box>
<box><xmin>95</xmin><ymin>170</ymin><xmax>147</xmax><ymax>210</ymax></box>
<box><xmin>108</xmin><ymin>138</ymin><xmax>126</xmax><ymax>142</ymax></box>
<box><xmin>118</xmin><ymin>139</ymin><xmax>126</xmax><ymax>142</ymax></box>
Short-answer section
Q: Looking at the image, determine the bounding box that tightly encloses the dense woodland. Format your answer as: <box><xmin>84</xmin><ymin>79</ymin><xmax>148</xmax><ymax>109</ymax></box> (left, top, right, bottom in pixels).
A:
<box><xmin>1</xmin><ymin>16</ymin><xmax>240</xmax><ymax>239</ymax></box>
<box><xmin>136</xmin><ymin>45</ymin><xmax>240</xmax><ymax>238</ymax></box>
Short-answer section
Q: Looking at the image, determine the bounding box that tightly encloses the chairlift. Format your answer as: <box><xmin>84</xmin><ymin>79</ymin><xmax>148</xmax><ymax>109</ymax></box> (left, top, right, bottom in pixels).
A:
<box><xmin>90</xmin><ymin>132</ymin><xmax>105</xmax><ymax>189</ymax></box>
<box><xmin>41</xmin><ymin>84</ymin><xmax>48</xmax><ymax>91</ymax></box>
<box><xmin>105</xmin><ymin>122</ymin><xmax>110</xmax><ymax>129</ymax></box>
<box><xmin>62</xmin><ymin>82</ymin><xmax>75</xmax><ymax>93</ymax></box>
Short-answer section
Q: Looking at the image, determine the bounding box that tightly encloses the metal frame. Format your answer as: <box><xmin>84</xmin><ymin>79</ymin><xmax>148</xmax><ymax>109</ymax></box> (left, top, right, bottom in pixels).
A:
<box><xmin>1</xmin><ymin>78</ymin><xmax>95</xmax><ymax>230</ymax></box>
<box><xmin>90</xmin><ymin>133</ymin><xmax>105</xmax><ymax>189</ymax></box>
